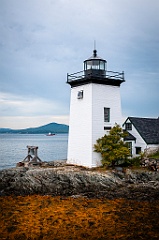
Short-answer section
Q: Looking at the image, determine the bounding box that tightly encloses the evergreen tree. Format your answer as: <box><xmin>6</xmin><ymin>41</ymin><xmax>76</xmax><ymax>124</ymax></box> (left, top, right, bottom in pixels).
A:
<box><xmin>94</xmin><ymin>124</ymin><xmax>130</xmax><ymax>167</ymax></box>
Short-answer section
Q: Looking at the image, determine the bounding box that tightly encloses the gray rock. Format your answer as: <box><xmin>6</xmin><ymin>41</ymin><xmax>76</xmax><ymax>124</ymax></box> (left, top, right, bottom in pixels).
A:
<box><xmin>0</xmin><ymin>165</ymin><xmax>159</xmax><ymax>200</ymax></box>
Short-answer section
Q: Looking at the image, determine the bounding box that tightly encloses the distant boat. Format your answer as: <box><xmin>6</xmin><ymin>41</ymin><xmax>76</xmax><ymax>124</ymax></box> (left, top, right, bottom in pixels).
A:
<box><xmin>46</xmin><ymin>132</ymin><xmax>55</xmax><ymax>136</ymax></box>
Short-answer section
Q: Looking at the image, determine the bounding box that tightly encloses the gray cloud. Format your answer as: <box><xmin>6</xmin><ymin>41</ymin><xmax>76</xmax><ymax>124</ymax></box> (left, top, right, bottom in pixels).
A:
<box><xmin>0</xmin><ymin>0</ymin><xmax>159</xmax><ymax>128</ymax></box>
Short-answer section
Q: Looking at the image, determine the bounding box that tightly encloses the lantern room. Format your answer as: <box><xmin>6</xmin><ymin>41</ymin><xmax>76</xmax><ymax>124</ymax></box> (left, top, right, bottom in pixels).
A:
<box><xmin>84</xmin><ymin>49</ymin><xmax>106</xmax><ymax>78</ymax></box>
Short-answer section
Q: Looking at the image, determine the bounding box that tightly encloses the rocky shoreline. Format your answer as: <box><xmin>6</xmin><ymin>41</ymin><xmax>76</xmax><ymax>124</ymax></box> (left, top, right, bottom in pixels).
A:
<box><xmin>0</xmin><ymin>161</ymin><xmax>159</xmax><ymax>200</ymax></box>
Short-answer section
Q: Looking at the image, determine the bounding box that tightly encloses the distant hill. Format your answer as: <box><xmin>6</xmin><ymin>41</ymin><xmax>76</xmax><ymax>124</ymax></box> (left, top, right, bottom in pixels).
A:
<box><xmin>0</xmin><ymin>128</ymin><xmax>14</xmax><ymax>133</ymax></box>
<box><xmin>0</xmin><ymin>123</ymin><xmax>69</xmax><ymax>134</ymax></box>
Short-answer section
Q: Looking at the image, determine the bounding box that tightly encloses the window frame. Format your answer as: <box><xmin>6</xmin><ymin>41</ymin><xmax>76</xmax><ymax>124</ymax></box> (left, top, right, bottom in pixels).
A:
<box><xmin>104</xmin><ymin>107</ymin><xmax>110</xmax><ymax>122</ymax></box>
<box><xmin>136</xmin><ymin>147</ymin><xmax>141</xmax><ymax>155</ymax></box>
<box><xmin>127</xmin><ymin>142</ymin><xmax>132</xmax><ymax>156</ymax></box>
<box><xmin>77</xmin><ymin>90</ymin><xmax>83</xmax><ymax>99</ymax></box>
<box><xmin>125</xmin><ymin>123</ymin><xmax>132</xmax><ymax>130</ymax></box>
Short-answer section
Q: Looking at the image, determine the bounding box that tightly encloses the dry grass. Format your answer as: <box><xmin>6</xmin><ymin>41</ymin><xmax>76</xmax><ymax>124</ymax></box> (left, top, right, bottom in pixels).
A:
<box><xmin>0</xmin><ymin>195</ymin><xmax>159</xmax><ymax>240</ymax></box>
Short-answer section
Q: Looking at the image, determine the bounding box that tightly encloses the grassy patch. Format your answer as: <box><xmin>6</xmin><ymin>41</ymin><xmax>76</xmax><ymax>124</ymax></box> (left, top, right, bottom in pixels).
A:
<box><xmin>148</xmin><ymin>150</ymin><xmax>159</xmax><ymax>159</ymax></box>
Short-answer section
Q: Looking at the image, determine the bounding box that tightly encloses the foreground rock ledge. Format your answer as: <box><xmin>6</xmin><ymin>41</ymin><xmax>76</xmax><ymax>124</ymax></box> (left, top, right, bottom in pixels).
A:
<box><xmin>0</xmin><ymin>163</ymin><xmax>159</xmax><ymax>200</ymax></box>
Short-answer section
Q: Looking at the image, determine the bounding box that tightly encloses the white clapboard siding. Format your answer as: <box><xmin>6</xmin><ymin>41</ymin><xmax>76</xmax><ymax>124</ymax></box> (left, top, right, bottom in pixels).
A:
<box><xmin>67</xmin><ymin>82</ymin><xmax>123</xmax><ymax>168</ymax></box>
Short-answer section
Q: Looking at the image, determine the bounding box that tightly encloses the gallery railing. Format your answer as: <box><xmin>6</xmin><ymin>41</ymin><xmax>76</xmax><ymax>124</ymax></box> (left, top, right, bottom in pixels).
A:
<box><xmin>67</xmin><ymin>70</ymin><xmax>125</xmax><ymax>83</ymax></box>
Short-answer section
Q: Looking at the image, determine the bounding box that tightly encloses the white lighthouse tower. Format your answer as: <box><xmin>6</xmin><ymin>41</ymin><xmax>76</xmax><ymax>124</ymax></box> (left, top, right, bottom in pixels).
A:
<box><xmin>67</xmin><ymin>49</ymin><xmax>125</xmax><ymax>168</ymax></box>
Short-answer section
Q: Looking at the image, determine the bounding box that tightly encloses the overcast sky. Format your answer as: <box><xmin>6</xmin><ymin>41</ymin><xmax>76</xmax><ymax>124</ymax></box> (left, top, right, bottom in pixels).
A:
<box><xmin>0</xmin><ymin>0</ymin><xmax>159</xmax><ymax>129</ymax></box>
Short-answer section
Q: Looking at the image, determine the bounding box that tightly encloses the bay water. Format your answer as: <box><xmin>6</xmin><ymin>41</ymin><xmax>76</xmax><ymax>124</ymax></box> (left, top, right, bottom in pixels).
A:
<box><xmin>0</xmin><ymin>134</ymin><xmax>68</xmax><ymax>170</ymax></box>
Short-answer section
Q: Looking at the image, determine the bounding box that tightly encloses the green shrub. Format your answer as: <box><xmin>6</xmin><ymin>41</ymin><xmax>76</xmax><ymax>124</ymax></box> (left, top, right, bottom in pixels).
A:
<box><xmin>94</xmin><ymin>124</ymin><xmax>130</xmax><ymax>167</ymax></box>
<box><xmin>129</xmin><ymin>156</ymin><xmax>141</xmax><ymax>167</ymax></box>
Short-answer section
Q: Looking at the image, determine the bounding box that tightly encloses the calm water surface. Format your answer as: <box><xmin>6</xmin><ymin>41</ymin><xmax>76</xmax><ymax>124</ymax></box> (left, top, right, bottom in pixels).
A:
<box><xmin>0</xmin><ymin>134</ymin><xmax>68</xmax><ymax>170</ymax></box>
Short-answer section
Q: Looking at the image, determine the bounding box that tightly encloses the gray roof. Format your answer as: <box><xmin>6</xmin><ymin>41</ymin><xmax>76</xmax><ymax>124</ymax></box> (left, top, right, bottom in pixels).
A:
<box><xmin>85</xmin><ymin>49</ymin><xmax>106</xmax><ymax>62</ymax></box>
<box><xmin>124</xmin><ymin>131</ymin><xmax>136</xmax><ymax>141</ymax></box>
<box><xmin>87</xmin><ymin>54</ymin><xmax>105</xmax><ymax>61</ymax></box>
<box><xmin>126</xmin><ymin>117</ymin><xmax>159</xmax><ymax>144</ymax></box>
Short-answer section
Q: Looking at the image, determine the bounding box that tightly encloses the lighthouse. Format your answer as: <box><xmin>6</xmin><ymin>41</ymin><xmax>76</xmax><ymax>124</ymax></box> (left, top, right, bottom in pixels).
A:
<box><xmin>67</xmin><ymin>49</ymin><xmax>125</xmax><ymax>168</ymax></box>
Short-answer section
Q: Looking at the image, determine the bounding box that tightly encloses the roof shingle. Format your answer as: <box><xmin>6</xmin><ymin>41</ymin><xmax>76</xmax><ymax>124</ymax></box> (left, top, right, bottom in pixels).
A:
<box><xmin>128</xmin><ymin>117</ymin><xmax>159</xmax><ymax>144</ymax></box>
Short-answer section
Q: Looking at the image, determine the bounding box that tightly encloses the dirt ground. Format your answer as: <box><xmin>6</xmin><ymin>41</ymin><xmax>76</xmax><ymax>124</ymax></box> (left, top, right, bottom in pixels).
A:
<box><xmin>0</xmin><ymin>195</ymin><xmax>159</xmax><ymax>240</ymax></box>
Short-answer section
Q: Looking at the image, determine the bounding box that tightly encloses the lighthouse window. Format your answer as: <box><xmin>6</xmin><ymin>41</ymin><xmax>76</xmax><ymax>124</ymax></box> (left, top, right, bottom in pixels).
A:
<box><xmin>77</xmin><ymin>90</ymin><xmax>83</xmax><ymax>99</ymax></box>
<box><xmin>104</xmin><ymin>108</ymin><xmax>110</xmax><ymax>122</ymax></box>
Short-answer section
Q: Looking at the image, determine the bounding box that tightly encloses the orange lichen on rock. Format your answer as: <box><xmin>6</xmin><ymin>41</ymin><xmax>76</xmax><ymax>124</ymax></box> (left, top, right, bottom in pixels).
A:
<box><xmin>0</xmin><ymin>195</ymin><xmax>159</xmax><ymax>240</ymax></box>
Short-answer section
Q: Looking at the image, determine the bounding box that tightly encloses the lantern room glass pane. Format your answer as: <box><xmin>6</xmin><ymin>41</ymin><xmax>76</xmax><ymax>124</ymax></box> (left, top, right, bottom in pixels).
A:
<box><xmin>92</xmin><ymin>60</ymin><xmax>100</xmax><ymax>69</ymax></box>
<box><xmin>86</xmin><ymin>60</ymin><xmax>92</xmax><ymax>70</ymax></box>
<box><xmin>84</xmin><ymin>59</ymin><xmax>106</xmax><ymax>71</ymax></box>
<box><xmin>100</xmin><ymin>61</ymin><xmax>105</xmax><ymax>70</ymax></box>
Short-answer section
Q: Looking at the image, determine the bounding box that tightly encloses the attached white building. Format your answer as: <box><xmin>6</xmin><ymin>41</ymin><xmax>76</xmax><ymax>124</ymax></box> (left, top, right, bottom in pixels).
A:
<box><xmin>67</xmin><ymin>49</ymin><xmax>125</xmax><ymax>168</ymax></box>
<box><xmin>123</xmin><ymin>117</ymin><xmax>159</xmax><ymax>156</ymax></box>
